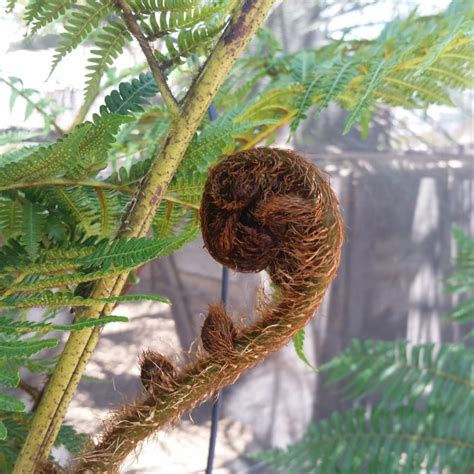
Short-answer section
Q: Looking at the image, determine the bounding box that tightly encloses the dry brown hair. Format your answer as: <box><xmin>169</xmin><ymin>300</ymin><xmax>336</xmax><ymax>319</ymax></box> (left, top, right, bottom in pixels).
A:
<box><xmin>75</xmin><ymin>148</ymin><xmax>343</xmax><ymax>472</ymax></box>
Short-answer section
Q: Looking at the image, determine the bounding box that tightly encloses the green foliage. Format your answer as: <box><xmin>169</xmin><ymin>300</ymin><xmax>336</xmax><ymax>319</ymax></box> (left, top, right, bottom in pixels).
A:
<box><xmin>293</xmin><ymin>329</ymin><xmax>317</xmax><ymax>372</ymax></box>
<box><xmin>254</xmin><ymin>406</ymin><xmax>474</xmax><ymax>473</ymax></box>
<box><xmin>445</xmin><ymin>228</ymin><xmax>474</xmax><ymax>323</ymax></box>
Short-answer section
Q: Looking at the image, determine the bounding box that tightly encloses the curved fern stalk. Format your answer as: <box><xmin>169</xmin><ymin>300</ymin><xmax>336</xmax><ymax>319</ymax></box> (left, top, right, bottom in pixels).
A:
<box><xmin>13</xmin><ymin>3</ymin><xmax>276</xmax><ymax>471</ymax></box>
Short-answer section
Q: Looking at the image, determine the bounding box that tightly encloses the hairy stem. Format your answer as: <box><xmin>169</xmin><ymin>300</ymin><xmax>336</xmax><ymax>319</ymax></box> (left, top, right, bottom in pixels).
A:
<box><xmin>13</xmin><ymin>1</ymin><xmax>275</xmax><ymax>472</ymax></box>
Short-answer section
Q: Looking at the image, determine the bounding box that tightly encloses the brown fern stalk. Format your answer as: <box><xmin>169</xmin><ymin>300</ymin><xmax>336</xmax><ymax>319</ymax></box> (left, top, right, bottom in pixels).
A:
<box><xmin>76</xmin><ymin>148</ymin><xmax>344</xmax><ymax>472</ymax></box>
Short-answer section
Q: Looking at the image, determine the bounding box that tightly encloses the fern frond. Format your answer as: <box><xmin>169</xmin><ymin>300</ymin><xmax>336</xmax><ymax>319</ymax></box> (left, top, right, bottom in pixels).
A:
<box><xmin>140</xmin><ymin>3</ymin><xmax>223</xmax><ymax>35</ymax></box>
<box><xmin>5</xmin><ymin>267</ymin><xmax>125</xmax><ymax>294</ymax></box>
<box><xmin>80</xmin><ymin>225</ymin><xmax>198</xmax><ymax>270</ymax></box>
<box><xmin>20</xmin><ymin>201</ymin><xmax>46</xmax><ymax>259</ymax></box>
<box><xmin>0</xmin><ymin>292</ymin><xmax>168</xmax><ymax>309</ymax></box>
<box><xmin>29</xmin><ymin>0</ymin><xmax>75</xmax><ymax>35</ymax></box>
<box><xmin>129</xmin><ymin>0</ymin><xmax>198</xmax><ymax>12</ymax></box>
<box><xmin>6</xmin><ymin>0</ymin><xmax>19</xmax><ymax>12</ymax></box>
<box><xmin>0</xmin><ymin>113</ymin><xmax>131</xmax><ymax>186</ymax></box>
<box><xmin>0</xmin><ymin>360</ymin><xmax>20</xmax><ymax>388</ymax></box>
<box><xmin>0</xmin><ymin>130</ymin><xmax>43</xmax><ymax>146</ymax></box>
<box><xmin>0</xmin><ymin>198</ymin><xmax>23</xmax><ymax>240</ymax></box>
<box><xmin>254</xmin><ymin>407</ymin><xmax>474</xmax><ymax>473</ymax></box>
<box><xmin>0</xmin><ymin>338</ymin><xmax>59</xmax><ymax>358</ymax></box>
<box><xmin>0</xmin><ymin>315</ymin><xmax>128</xmax><ymax>335</ymax></box>
<box><xmin>100</xmin><ymin>73</ymin><xmax>159</xmax><ymax>116</ymax></box>
<box><xmin>343</xmin><ymin>59</ymin><xmax>391</xmax><ymax>134</ymax></box>
<box><xmin>445</xmin><ymin>228</ymin><xmax>474</xmax><ymax>323</ymax></box>
<box><xmin>50</xmin><ymin>0</ymin><xmax>113</xmax><ymax>75</ymax></box>
<box><xmin>156</xmin><ymin>23</ymin><xmax>223</xmax><ymax>67</ymax></box>
<box><xmin>320</xmin><ymin>339</ymin><xmax>474</xmax><ymax>412</ymax></box>
<box><xmin>0</xmin><ymin>393</ymin><xmax>25</xmax><ymax>413</ymax></box>
<box><xmin>84</xmin><ymin>22</ymin><xmax>133</xmax><ymax>111</ymax></box>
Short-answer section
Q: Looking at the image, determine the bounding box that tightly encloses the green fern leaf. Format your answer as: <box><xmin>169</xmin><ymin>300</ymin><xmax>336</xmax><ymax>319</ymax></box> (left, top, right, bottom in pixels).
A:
<box><xmin>0</xmin><ymin>421</ymin><xmax>6</xmax><ymax>440</ymax></box>
<box><xmin>50</xmin><ymin>0</ymin><xmax>113</xmax><ymax>75</ymax></box>
<box><xmin>320</xmin><ymin>339</ymin><xmax>474</xmax><ymax>412</ymax></box>
<box><xmin>0</xmin><ymin>130</ymin><xmax>43</xmax><ymax>146</ymax></box>
<box><xmin>20</xmin><ymin>200</ymin><xmax>46</xmax><ymax>259</ymax></box>
<box><xmin>80</xmin><ymin>225</ymin><xmax>198</xmax><ymax>270</ymax></box>
<box><xmin>0</xmin><ymin>393</ymin><xmax>25</xmax><ymax>413</ymax></box>
<box><xmin>129</xmin><ymin>0</ymin><xmax>199</xmax><ymax>11</ymax></box>
<box><xmin>6</xmin><ymin>0</ymin><xmax>19</xmax><ymax>12</ymax></box>
<box><xmin>0</xmin><ymin>315</ymin><xmax>128</xmax><ymax>334</ymax></box>
<box><xmin>344</xmin><ymin>59</ymin><xmax>390</xmax><ymax>134</ymax></box>
<box><xmin>100</xmin><ymin>73</ymin><xmax>159</xmax><ymax>115</ymax></box>
<box><xmin>24</xmin><ymin>0</ymin><xmax>48</xmax><ymax>25</ymax></box>
<box><xmin>0</xmin><ymin>360</ymin><xmax>20</xmax><ymax>388</ymax></box>
<box><xmin>84</xmin><ymin>22</ymin><xmax>132</xmax><ymax>111</ymax></box>
<box><xmin>293</xmin><ymin>329</ymin><xmax>317</xmax><ymax>372</ymax></box>
<box><xmin>0</xmin><ymin>125</ymin><xmax>89</xmax><ymax>186</ymax></box>
<box><xmin>254</xmin><ymin>406</ymin><xmax>474</xmax><ymax>473</ymax></box>
<box><xmin>0</xmin><ymin>338</ymin><xmax>59</xmax><ymax>358</ymax></box>
<box><xmin>0</xmin><ymin>292</ymin><xmax>169</xmax><ymax>309</ymax></box>
<box><xmin>0</xmin><ymin>198</ymin><xmax>23</xmax><ymax>240</ymax></box>
<box><xmin>313</xmin><ymin>60</ymin><xmax>359</xmax><ymax>120</ymax></box>
<box><xmin>415</xmin><ymin>16</ymin><xmax>470</xmax><ymax>76</ymax></box>
<box><xmin>29</xmin><ymin>0</ymin><xmax>75</xmax><ymax>35</ymax></box>
<box><xmin>55</xmin><ymin>424</ymin><xmax>86</xmax><ymax>454</ymax></box>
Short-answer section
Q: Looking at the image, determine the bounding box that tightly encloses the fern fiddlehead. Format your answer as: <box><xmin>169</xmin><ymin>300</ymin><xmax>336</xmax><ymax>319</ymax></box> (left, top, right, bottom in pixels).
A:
<box><xmin>76</xmin><ymin>148</ymin><xmax>344</xmax><ymax>472</ymax></box>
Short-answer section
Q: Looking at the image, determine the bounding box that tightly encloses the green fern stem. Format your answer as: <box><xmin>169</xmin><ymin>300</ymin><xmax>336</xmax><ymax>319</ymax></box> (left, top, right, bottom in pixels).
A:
<box><xmin>13</xmin><ymin>1</ymin><xmax>276</xmax><ymax>472</ymax></box>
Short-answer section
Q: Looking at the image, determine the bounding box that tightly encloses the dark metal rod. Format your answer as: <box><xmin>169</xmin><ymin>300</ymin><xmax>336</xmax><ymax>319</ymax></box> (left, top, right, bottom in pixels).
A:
<box><xmin>205</xmin><ymin>103</ymin><xmax>227</xmax><ymax>474</ymax></box>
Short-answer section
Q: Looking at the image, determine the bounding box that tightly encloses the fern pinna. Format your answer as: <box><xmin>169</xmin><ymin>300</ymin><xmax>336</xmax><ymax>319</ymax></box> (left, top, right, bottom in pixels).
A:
<box><xmin>1</xmin><ymin>0</ymin><xmax>473</xmax><ymax>472</ymax></box>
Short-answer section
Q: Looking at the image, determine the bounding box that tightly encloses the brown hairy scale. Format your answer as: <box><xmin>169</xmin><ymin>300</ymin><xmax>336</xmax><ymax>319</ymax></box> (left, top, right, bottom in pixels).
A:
<box><xmin>201</xmin><ymin>302</ymin><xmax>238</xmax><ymax>358</ymax></box>
<box><xmin>75</xmin><ymin>148</ymin><xmax>344</xmax><ymax>472</ymax></box>
<box><xmin>139</xmin><ymin>351</ymin><xmax>176</xmax><ymax>396</ymax></box>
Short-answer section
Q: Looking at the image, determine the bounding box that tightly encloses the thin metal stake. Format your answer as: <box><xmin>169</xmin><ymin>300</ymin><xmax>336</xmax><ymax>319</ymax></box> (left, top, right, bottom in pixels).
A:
<box><xmin>205</xmin><ymin>103</ymin><xmax>227</xmax><ymax>474</ymax></box>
